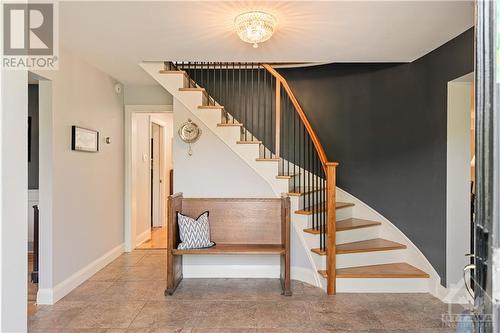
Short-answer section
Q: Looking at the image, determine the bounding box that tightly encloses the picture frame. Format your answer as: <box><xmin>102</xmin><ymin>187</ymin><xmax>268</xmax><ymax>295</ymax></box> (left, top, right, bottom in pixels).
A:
<box><xmin>71</xmin><ymin>126</ymin><xmax>99</xmax><ymax>152</ymax></box>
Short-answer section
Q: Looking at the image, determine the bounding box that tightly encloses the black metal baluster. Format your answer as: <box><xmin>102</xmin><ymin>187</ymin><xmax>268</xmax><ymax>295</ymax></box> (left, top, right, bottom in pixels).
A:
<box><xmin>232</xmin><ymin>63</ymin><xmax>235</xmax><ymax>124</ymax></box>
<box><xmin>257</xmin><ymin>65</ymin><xmax>261</xmax><ymax>144</ymax></box>
<box><xmin>293</xmin><ymin>109</ymin><xmax>297</xmax><ymax>189</ymax></box>
<box><xmin>285</xmin><ymin>95</ymin><xmax>292</xmax><ymax>176</ymax></box>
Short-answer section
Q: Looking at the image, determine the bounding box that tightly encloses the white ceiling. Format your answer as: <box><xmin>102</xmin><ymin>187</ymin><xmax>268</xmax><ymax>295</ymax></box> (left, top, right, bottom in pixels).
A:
<box><xmin>59</xmin><ymin>1</ymin><xmax>474</xmax><ymax>85</ymax></box>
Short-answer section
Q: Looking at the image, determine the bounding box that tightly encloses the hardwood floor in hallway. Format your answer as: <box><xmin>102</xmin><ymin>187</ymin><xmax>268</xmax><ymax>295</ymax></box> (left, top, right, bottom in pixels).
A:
<box><xmin>136</xmin><ymin>227</ymin><xmax>167</xmax><ymax>250</ymax></box>
<box><xmin>28</xmin><ymin>250</ymin><xmax>464</xmax><ymax>332</ymax></box>
<box><xmin>28</xmin><ymin>253</ymin><xmax>39</xmax><ymax>316</ymax></box>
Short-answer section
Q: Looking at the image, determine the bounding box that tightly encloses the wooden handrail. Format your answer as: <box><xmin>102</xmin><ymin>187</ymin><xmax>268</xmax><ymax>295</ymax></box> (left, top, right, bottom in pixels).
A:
<box><xmin>262</xmin><ymin>64</ymin><xmax>329</xmax><ymax>171</ymax></box>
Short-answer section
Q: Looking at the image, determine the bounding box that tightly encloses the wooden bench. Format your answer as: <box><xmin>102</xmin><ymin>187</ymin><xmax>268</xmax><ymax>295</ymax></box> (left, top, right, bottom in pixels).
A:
<box><xmin>166</xmin><ymin>193</ymin><xmax>291</xmax><ymax>296</ymax></box>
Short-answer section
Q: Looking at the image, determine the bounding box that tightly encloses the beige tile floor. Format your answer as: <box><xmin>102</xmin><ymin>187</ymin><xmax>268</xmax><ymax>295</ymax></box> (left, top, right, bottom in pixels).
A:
<box><xmin>28</xmin><ymin>249</ymin><xmax>464</xmax><ymax>332</ymax></box>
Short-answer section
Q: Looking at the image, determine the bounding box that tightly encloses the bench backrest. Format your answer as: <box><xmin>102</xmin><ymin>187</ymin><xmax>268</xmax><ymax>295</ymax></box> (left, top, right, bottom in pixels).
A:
<box><xmin>168</xmin><ymin>194</ymin><xmax>289</xmax><ymax>246</ymax></box>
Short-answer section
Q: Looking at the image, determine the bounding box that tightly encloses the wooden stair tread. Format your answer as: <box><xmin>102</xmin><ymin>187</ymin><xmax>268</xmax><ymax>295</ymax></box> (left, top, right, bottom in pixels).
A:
<box><xmin>311</xmin><ymin>238</ymin><xmax>406</xmax><ymax>256</ymax></box>
<box><xmin>237</xmin><ymin>140</ymin><xmax>262</xmax><ymax>144</ymax></box>
<box><xmin>172</xmin><ymin>244</ymin><xmax>284</xmax><ymax>255</ymax></box>
<box><xmin>179</xmin><ymin>87</ymin><xmax>205</xmax><ymax>91</ymax></box>
<box><xmin>276</xmin><ymin>173</ymin><xmax>300</xmax><ymax>179</ymax></box>
<box><xmin>288</xmin><ymin>188</ymin><xmax>324</xmax><ymax>197</ymax></box>
<box><xmin>337</xmin><ymin>218</ymin><xmax>382</xmax><ymax>231</ymax></box>
<box><xmin>303</xmin><ymin>218</ymin><xmax>381</xmax><ymax>234</ymax></box>
<box><xmin>318</xmin><ymin>263</ymin><xmax>430</xmax><ymax>278</ymax></box>
<box><xmin>337</xmin><ymin>238</ymin><xmax>406</xmax><ymax>254</ymax></box>
<box><xmin>256</xmin><ymin>158</ymin><xmax>280</xmax><ymax>162</ymax></box>
<box><xmin>295</xmin><ymin>202</ymin><xmax>353</xmax><ymax>214</ymax></box>
<box><xmin>217</xmin><ymin>123</ymin><xmax>243</xmax><ymax>127</ymax></box>
<box><xmin>198</xmin><ymin>105</ymin><xmax>224</xmax><ymax>109</ymax></box>
<box><xmin>159</xmin><ymin>70</ymin><xmax>186</xmax><ymax>74</ymax></box>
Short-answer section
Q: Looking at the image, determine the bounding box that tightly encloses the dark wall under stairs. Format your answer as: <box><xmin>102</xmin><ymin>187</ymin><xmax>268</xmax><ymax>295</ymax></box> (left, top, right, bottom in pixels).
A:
<box><xmin>278</xmin><ymin>28</ymin><xmax>474</xmax><ymax>284</ymax></box>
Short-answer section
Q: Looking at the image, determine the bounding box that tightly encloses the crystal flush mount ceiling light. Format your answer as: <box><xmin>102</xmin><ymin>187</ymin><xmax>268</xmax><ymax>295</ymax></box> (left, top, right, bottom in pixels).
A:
<box><xmin>234</xmin><ymin>11</ymin><xmax>277</xmax><ymax>48</ymax></box>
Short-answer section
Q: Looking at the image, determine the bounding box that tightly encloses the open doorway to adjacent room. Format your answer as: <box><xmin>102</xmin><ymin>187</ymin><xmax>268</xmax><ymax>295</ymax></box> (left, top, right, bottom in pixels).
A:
<box><xmin>26</xmin><ymin>71</ymin><xmax>53</xmax><ymax>315</ymax></box>
<box><xmin>27</xmin><ymin>75</ymin><xmax>40</xmax><ymax>316</ymax></box>
<box><xmin>446</xmin><ymin>72</ymin><xmax>475</xmax><ymax>299</ymax></box>
<box><xmin>125</xmin><ymin>106</ymin><xmax>173</xmax><ymax>251</ymax></box>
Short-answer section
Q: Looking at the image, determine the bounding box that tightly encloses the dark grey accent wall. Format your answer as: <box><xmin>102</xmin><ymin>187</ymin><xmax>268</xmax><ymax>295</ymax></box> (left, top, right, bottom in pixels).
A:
<box><xmin>28</xmin><ymin>84</ymin><xmax>39</xmax><ymax>190</ymax></box>
<box><xmin>279</xmin><ymin>28</ymin><xmax>474</xmax><ymax>283</ymax></box>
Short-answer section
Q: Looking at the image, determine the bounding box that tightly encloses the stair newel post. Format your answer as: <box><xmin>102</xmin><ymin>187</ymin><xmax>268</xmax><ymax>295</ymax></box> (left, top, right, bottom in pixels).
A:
<box><xmin>275</xmin><ymin>79</ymin><xmax>281</xmax><ymax>158</ymax></box>
<box><xmin>326</xmin><ymin>162</ymin><xmax>338</xmax><ymax>295</ymax></box>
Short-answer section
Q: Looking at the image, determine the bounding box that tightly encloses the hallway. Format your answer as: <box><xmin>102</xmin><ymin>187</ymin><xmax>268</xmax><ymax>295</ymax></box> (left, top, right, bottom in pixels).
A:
<box><xmin>28</xmin><ymin>249</ymin><xmax>463</xmax><ymax>332</ymax></box>
<box><xmin>136</xmin><ymin>227</ymin><xmax>167</xmax><ymax>250</ymax></box>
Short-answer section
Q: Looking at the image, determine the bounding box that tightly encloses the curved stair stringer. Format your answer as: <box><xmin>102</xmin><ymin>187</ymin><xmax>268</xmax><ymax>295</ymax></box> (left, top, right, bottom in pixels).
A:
<box><xmin>335</xmin><ymin>187</ymin><xmax>442</xmax><ymax>296</ymax></box>
<box><xmin>139</xmin><ymin>61</ymin><xmax>288</xmax><ymax>197</ymax></box>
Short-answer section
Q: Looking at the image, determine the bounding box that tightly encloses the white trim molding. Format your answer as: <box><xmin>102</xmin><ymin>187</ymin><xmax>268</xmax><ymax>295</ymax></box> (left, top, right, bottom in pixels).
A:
<box><xmin>135</xmin><ymin>229</ymin><xmax>151</xmax><ymax>247</ymax></box>
<box><xmin>37</xmin><ymin>243</ymin><xmax>124</xmax><ymax>305</ymax></box>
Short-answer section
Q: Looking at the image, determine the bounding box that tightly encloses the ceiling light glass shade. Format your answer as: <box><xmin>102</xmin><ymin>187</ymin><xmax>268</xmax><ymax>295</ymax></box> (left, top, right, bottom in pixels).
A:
<box><xmin>234</xmin><ymin>11</ymin><xmax>277</xmax><ymax>48</ymax></box>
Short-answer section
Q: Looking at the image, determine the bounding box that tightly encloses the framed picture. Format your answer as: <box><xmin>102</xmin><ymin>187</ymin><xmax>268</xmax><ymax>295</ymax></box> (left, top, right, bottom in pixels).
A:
<box><xmin>71</xmin><ymin>126</ymin><xmax>99</xmax><ymax>152</ymax></box>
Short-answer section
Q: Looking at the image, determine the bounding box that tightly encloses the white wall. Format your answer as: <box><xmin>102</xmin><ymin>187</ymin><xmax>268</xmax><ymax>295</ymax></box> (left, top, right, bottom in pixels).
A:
<box><xmin>446</xmin><ymin>78</ymin><xmax>472</xmax><ymax>287</ymax></box>
<box><xmin>35</xmin><ymin>47</ymin><xmax>125</xmax><ymax>303</ymax></box>
<box><xmin>124</xmin><ymin>84</ymin><xmax>173</xmax><ymax>105</ymax></box>
<box><xmin>1</xmin><ymin>69</ymin><xmax>28</xmax><ymax>332</ymax></box>
<box><xmin>173</xmin><ymin>98</ymin><xmax>278</xmax><ymax>277</ymax></box>
<box><xmin>173</xmin><ymin>98</ymin><xmax>275</xmax><ymax>198</ymax></box>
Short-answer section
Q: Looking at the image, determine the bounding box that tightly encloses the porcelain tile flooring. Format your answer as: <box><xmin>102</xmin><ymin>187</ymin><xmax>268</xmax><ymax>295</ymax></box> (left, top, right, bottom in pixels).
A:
<box><xmin>28</xmin><ymin>250</ymin><xmax>463</xmax><ymax>332</ymax></box>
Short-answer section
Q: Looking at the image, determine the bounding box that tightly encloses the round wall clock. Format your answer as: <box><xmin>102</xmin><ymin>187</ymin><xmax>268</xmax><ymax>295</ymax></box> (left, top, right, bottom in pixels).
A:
<box><xmin>178</xmin><ymin>118</ymin><xmax>202</xmax><ymax>155</ymax></box>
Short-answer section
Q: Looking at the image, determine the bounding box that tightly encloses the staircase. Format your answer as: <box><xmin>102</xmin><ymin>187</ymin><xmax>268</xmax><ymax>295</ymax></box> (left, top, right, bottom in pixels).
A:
<box><xmin>141</xmin><ymin>61</ymin><xmax>436</xmax><ymax>295</ymax></box>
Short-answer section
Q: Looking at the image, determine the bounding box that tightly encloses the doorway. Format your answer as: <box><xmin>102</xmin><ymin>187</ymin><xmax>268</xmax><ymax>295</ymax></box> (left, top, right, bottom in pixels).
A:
<box><xmin>138</xmin><ymin>120</ymin><xmax>168</xmax><ymax>249</ymax></box>
<box><xmin>125</xmin><ymin>106</ymin><xmax>173</xmax><ymax>251</ymax></box>
<box><xmin>446</xmin><ymin>73</ymin><xmax>474</xmax><ymax>298</ymax></box>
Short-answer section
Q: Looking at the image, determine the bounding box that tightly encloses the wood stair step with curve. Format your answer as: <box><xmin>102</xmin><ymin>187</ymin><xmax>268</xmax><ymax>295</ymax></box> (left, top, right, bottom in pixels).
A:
<box><xmin>303</xmin><ymin>218</ymin><xmax>382</xmax><ymax>235</ymax></box>
<box><xmin>288</xmin><ymin>187</ymin><xmax>324</xmax><ymax>197</ymax></box>
<box><xmin>310</xmin><ymin>238</ymin><xmax>406</xmax><ymax>256</ymax></box>
<box><xmin>318</xmin><ymin>263</ymin><xmax>430</xmax><ymax>279</ymax></box>
<box><xmin>295</xmin><ymin>202</ymin><xmax>354</xmax><ymax>214</ymax></box>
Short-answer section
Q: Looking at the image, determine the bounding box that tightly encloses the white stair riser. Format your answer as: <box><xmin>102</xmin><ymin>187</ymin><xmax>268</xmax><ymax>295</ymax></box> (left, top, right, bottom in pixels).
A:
<box><xmin>336</xmin><ymin>278</ymin><xmax>430</xmax><ymax>293</ymax></box>
<box><xmin>312</xmin><ymin>249</ymin><xmax>406</xmax><ymax>270</ymax></box>
<box><xmin>336</xmin><ymin>226</ymin><xmax>380</xmax><ymax>243</ymax></box>
<box><xmin>302</xmin><ymin>225</ymin><xmax>379</xmax><ymax>245</ymax></box>
<box><xmin>336</xmin><ymin>207</ymin><xmax>353</xmax><ymax>220</ymax></box>
<box><xmin>177</xmin><ymin>91</ymin><xmax>205</xmax><ymax>110</ymax></box>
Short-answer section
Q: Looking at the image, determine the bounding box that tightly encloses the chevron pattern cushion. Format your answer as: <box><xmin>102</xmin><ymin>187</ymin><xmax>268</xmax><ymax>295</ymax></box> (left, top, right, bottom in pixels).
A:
<box><xmin>177</xmin><ymin>211</ymin><xmax>215</xmax><ymax>250</ymax></box>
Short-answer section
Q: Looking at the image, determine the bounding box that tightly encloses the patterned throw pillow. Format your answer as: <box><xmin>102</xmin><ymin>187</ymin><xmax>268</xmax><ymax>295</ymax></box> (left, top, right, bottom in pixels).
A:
<box><xmin>177</xmin><ymin>211</ymin><xmax>215</xmax><ymax>250</ymax></box>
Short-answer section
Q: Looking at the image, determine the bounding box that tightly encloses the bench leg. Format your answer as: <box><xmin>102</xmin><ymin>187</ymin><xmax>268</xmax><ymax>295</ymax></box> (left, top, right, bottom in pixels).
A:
<box><xmin>165</xmin><ymin>273</ymin><xmax>183</xmax><ymax>296</ymax></box>
<box><xmin>280</xmin><ymin>253</ymin><xmax>292</xmax><ymax>296</ymax></box>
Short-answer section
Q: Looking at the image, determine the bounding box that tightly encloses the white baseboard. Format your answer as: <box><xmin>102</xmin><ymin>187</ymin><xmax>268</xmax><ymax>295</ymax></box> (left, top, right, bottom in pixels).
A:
<box><xmin>291</xmin><ymin>266</ymin><xmax>318</xmax><ymax>287</ymax></box>
<box><xmin>37</xmin><ymin>243</ymin><xmax>124</xmax><ymax>305</ymax></box>
<box><xmin>183</xmin><ymin>264</ymin><xmax>280</xmax><ymax>278</ymax></box>
<box><xmin>433</xmin><ymin>281</ymin><xmax>474</xmax><ymax>304</ymax></box>
<box><xmin>135</xmin><ymin>229</ymin><xmax>151</xmax><ymax>247</ymax></box>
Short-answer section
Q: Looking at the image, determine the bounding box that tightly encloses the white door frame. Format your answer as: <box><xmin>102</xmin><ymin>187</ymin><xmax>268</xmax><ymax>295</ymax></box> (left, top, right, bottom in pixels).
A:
<box><xmin>446</xmin><ymin>73</ymin><xmax>473</xmax><ymax>290</ymax></box>
<box><xmin>150</xmin><ymin>118</ymin><xmax>168</xmax><ymax>229</ymax></box>
<box><xmin>124</xmin><ymin>105</ymin><xmax>172</xmax><ymax>252</ymax></box>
